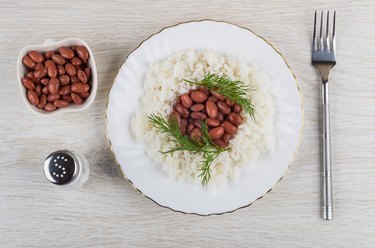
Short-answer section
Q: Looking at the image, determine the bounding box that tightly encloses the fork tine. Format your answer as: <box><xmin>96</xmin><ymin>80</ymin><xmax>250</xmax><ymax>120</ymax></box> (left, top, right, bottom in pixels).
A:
<box><xmin>319</xmin><ymin>11</ymin><xmax>323</xmax><ymax>50</ymax></box>
<box><xmin>325</xmin><ymin>11</ymin><xmax>330</xmax><ymax>51</ymax></box>
<box><xmin>332</xmin><ymin>10</ymin><xmax>336</xmax><ymax>51</ymax></box>
<box><xmin>313</xmin><ymin>11</ymin><xmax>317</xmax><ymax>51</ymax></box>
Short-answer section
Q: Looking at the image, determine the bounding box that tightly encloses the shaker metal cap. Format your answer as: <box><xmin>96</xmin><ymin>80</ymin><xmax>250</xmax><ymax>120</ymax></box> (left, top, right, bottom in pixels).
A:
<box><xmin>44</xmin><ymin>150</ymin><xmax>79</xmax><ymax>185</ymax></box>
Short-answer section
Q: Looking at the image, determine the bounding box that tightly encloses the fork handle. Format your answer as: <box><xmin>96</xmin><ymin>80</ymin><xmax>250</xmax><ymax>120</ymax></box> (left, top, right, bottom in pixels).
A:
<box><xmin>322</xmin><ymin>82</ymin><xmax>333</xmax><ymax>220</ymax></box>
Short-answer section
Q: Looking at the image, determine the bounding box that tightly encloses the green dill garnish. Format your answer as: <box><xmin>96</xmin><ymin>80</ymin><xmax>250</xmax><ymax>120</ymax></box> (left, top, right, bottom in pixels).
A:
<box><xmin>184</xmin><ymin>72</ymin><xmax>255</xmax><ymax>119</ymax></box>
<box><xmin>148</xmin><ymin>114</ymin><xmax>229</xmax><ymax>186</ymax></box>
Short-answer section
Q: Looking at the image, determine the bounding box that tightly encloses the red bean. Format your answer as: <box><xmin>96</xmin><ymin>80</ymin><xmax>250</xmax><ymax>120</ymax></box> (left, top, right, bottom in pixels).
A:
<box><xmin>180</xmin><ymin>93</ymin><xmax>192</xmax><ymax>108</ymax></box>
<box><xmin>222</xmin><ymin>121</ymin><xmax>237</xmax><ymax>135</ymax></box>
<box><xmin>190</xmin><ymin>104</ymin><xmax>205</xmax><ymax>112</ymax></box>
<box><xmin>217</xmin><ymin>101</ymin><xmax>231</xmax><ymax>115</ymax></box>
<box><xmin>228</xmin><ymin>112</ymin><xmax>244</xmax><ymax>126</ymax></box>
<box><xmin>189</xmin><ymin>128</ymin><xmax>202</xmax><ymax>142</ymax></box>
<box><xmin>190</xmin><ymin>112</ymin><xmax>207</xmax><ymax>120</ymax></box>
<box><xmin>175</xmin><ymin>103</ymin><xmax>190</xmax><ymax>118</ymax></box>
<box><xmin>21</xmin><ymin>78</ymin><xmax>35</xmax><ymax>90</ymax></box>
<box><xmin>234</xmin><ymin>104</ymin><xmax>243</xmax><ymax>113</ymax></box>
<box><xmin>190</xmin><ymin>91</ymin><xmax>208</xmax><ymax>103</ymax></box>
<box><xmin>206</xmin><ymin>101</ymin><xmax>218</xmax><ymax>119</ymax></box>
<box><xmin>209</xmin><ymin>127</ymin><xmax>224</xmax><ymax>140</ymax></box>
<box><xmin>210</xmin><ymin>91</ymin><xmax>225</xmax><ymax>100</ymax></box>
<box><xmin>207</xmin><ymin>118</ymin><xmax>220</xmax><ymax>127</ymax></box>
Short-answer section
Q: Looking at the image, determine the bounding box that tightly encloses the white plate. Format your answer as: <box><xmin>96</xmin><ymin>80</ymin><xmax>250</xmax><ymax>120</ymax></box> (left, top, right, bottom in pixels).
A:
<box><xmin>106</xmin><ymin>20</ymin><xmax>303</xmax><ymax>215</ymax></box>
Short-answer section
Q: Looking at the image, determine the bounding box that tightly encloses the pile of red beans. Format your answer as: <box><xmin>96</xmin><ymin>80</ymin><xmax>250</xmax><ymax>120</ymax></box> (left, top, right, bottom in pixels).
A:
<box><xmin>172</xmin><ymin>87</ymin><xmax>244</xmax><ymax>148</ymax></box>
<box><xmin>21</xmin><ymin>45</ymin><xmax>91</xmax><ymax>112</ymax></box>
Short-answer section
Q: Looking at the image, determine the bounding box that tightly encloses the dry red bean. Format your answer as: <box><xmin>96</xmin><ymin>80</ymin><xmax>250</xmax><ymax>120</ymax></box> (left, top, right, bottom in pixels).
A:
<box><xmin>40</xmin><ymin>78</ymin><xmax>49</xmax><ymax>86</ymax></box>
<box><xmin>65</xmin><ymin>63</ymin><xmax>76</xmax><ymax>76</ymax></box>
<box><xmin>197</xmin><ymin>86</ymin><xmax>210</xmax><ymax>94</ymax></box>
<box><xmin>233</xmin><ymin>104</ymin><xmax>242</xmax><ymax>113</ymax></box>
<box><xmin>190</xmin><ymin>112</ymin><xmax>207</xmax><ymax>120</ymax></box>
<box><xmin>59</xmin><ymin>85</ymin><xmax>71</xmax><ymax>95</ymax></box>
<box><xmin>35</xmin><ymin>84</ymin><xmax>42</xmax><ymax>96</ymax></box>
<box><xmin>70</xmin><ymin>45</ymin><xmax>77</xmax><ymax>51</ymax></box>
<box><xmin>179</xmin><ymin>118</ymin><xmax>188</xmax><ymax>135</ymax></box>
<box><xmin>216</xmin><ymin>112</ymin><xmax>224</xmax><ymax>122</ymax></box>
<box><xmin>35</xmin><ymin>63</ymin><xmax>43</xmax><ymax>71</ymax></box>
<box><xmin>187</xmin><ymin>123</ymin><xmax>194</xmax><ymax>134</ymax></box>
<box><xmin>170</xmin><ymin>110</ymin><xmax>181</xmax><ymax>124</ymax></box>
<box><xmin>57</xmin><ymin>65</ymin><xmax>65</xmax><ymax>75</ymax></box>
<box><xmin>222</xmin><ymin>133</ymin><xmax>231</xmax><ymax>145</ymax></box>
<box><xmin>45</xmin><ymin>60</ymin><xmax>57</xmax><ymax>78</ymax></box>
<box><xmin>71</xmin><ymin>57</ymin><xmax>82</xmax><ymax>66</ymax></box>
<box><xmin>21</xmin><ymin>77</ymin><xmax>35</xmax><ymax>90</ymax></box>
<box><xmin>213</xmin><ymin>139</ymin><xmax>226</xmax><ymax>148</ymax></box>
<box><xmin>44</xmin><ymin>51</ymin><xmax>54</xmax><ymax>59</ymax></box>
<box><xmin>180</xmin><ymin>93</ymin><xmax>192</xmax><ymax>108</ymax></box>
<box><xmin>210</xmin><ymin>91</ymin><xmax>226</xmax><ymax>100</ymax></box>
<box><xmin>37</xmin><ymin>94</ymin><xmax>47</xmax><ymax>109</ymax></box>
<box><xmin>25</xmin><ymin>72</ymin><xmax>38</xmax><ymax>83</ymax></box>
<box><xmin>70</xmin><ymin>92</ymin><xmax>82</xmax><ymax>105</ymax></box>
<box><xmin>79</xmin><ymin>92</ymin><xmax>90</xmax><ymax>98</ymax></box>
<box><xmin>226</xmin><ymin>98</ymin><xmax>235</xmax><ymax>107</ymax></box>
<box><xmin>70</xmin><ymin>76</ymin><xmax>80</xmax><ymax>84</ymax></box>
<box><xmin>190</xmin><ymin>104</ymin><xmax>204</xmax><ymax>112</ymax></box>
<box><xmin>207</xmin><ymin>96</ymin><xmax>218</xmax><ymax>102</ymax></box>
<box><xmin>175</xmin><ymin>103</ymin><xmax>190</xmax><ymax>118</ymax></box>
<box><xmin>42</xmin><ymin>86</ymin><xmax>49</xmax><ymax>94</ymax></box>
<box><xmin>62</xmin><ymin>95</ymin><xmax>73</xmax><ymax>103</ymax></box>
<box><xmin>58</xmin><ymin>46</ymin><xmax>75</xmax><ymax>59</ymax></box>
<box><xmin>22</xmin><ymin>55</ymin><xmax>36</xmax><ymax>69</ymax></box>
<box><xmin>189</xmin><ymin>128</ymin><xmax>202</xmax><ymax>142</ymax></box>
<box><xmin>193</xmin><ymin>119</ymin><xmax>202</xmax><ymax>128</ymax></box>
<box><xmin>217</xmin><ymin>101</ymin><xmax>231</xmax><ymax>115</ymax></box>
<box><xmin>190</xmin><ymin>91</ymin><xmax>208</xmax><ymax>103</ymax></box>
<box><xmin>209</xmin><ymin>127</ymin><xmax>224</xmax><ymax>140</ymax></box>
<box><xmin>28</xmin><ymin>51</ymin><xmax>44</xmax><ymax>63</ymax></box>
<box><xmin>222</xmin><ymin>121</ymin><xmax>237</xmax><ymax>135</ymax></box>
<box><xmin>43</xmin><ymin>103</ymin><xmax>56</xmax><ymax>112</ymax></box>
<box><xmin>82</xmin><ymin>59</ymin><xmax>88</xmax><ymax>64</ymax></box>
<box><xmin>53</xmin><ymin>100</ymin><xmax>69</xmax><ymax>108</ymax></box>
<box><xmin>71</xmin><ymin>83</ymin><xmax>89</xmax><ymax>93</ymax></box>
<box><xmin>84</xmin><ymin>67</ymin><xmax>91</xmax><ymax>80</ymax></box>
<box><xmin>27</xmin><ymin>90</ymin><xmax>39</xmax><ymax>105</ymax></box>
<box><xmin>76</xmin><ymin>45</ymin><xmax>89</xmax><ymax>60</ymax></box>
<box><xmin>207</xmin><ymin>118</ymin><xmax>220</xmax><ymax>127</ymax></box>
<box><xmin>78</xmin><ymin>92</ymin><xmax>90</xmax><ymax>98</ymax></box>
<box><xmin>34</xmin><ymin>66</ymin><xmax>47</xmax><ymax>79</ymax></box>
<box><xmin>206</xmin><ymin>101</ymin><xmax>218</xmax><ymax>119</ymax></box>
<box><xmin>48</xmin><ymin>77</ymin><xmax>60</xmax><ymax>94</ymax></box>
<box><xmin>51</xmin><ymin>54</ymin><xmax>66</xmax><ymax>65</ymax></box>
<box><xmin>77</xmin><ymin>69</ymin><xmax>88</xmax><ymax>83</ymax></box>
<box><xmin>47</xmin><ymin>93</ymin><xmax>60</xmax><ymax>102</ymax></box>
<box><xmin>228</xmin><ymin>112</ymin><xmax>243</xmax><ymax>126</ymax></box>
<box><xmin>59</xmin><ymin>75</ymin><xmax>70</xmax><ymax>85</ymax></box>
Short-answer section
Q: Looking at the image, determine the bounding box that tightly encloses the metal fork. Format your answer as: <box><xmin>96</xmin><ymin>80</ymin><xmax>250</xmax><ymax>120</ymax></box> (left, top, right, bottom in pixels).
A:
<box><xmin>312</xmin><ymin>10</ymin><xmax>336</xmax><ymax>220</ymax></box>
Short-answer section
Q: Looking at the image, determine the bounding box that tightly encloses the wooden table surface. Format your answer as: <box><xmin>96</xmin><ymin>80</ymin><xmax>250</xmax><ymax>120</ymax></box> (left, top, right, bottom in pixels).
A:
<box><xmin>1</xmin><ymin>0</ymin><xmax>375</xmax><ymax>247</ymax></box>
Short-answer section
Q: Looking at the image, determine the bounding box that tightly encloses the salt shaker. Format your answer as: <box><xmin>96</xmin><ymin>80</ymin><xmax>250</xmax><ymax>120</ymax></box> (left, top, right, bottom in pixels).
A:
<box><xmin>44</xmin><ymin>150</ymin><xmax>90</xmax><ymax>188</ymax></box>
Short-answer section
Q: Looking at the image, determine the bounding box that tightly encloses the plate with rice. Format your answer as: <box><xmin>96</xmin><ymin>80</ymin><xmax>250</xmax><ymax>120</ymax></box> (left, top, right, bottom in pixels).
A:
<box><xmin>106</xmin><ymin>20</ymin><xmax>303</xmax><ymax>215</ymax></box>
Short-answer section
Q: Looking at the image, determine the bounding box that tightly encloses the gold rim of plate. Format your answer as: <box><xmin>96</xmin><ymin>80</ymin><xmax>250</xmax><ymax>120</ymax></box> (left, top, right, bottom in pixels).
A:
<box><xmin>105</xmin><ymin>19</ymin><xmax>304</xmax><ymax>216</ymax></box>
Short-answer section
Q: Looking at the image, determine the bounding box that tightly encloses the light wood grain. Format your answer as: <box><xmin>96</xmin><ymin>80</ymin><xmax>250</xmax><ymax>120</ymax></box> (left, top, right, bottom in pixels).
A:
<box><xmin>1</xmin><ymin>0</ymin><xmax>375</xmax><ymax>247</ymax></box>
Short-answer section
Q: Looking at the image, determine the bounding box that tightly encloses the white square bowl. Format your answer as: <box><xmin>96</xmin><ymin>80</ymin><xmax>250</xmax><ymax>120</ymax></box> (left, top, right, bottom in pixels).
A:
<box><xmin>17</xmin><ymin>38</ymin><xmax>98</xmax><ymax>115</ymax></box>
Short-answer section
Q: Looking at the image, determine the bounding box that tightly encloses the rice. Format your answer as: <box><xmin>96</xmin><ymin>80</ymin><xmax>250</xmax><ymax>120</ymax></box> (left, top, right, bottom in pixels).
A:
<box><xmin>132</xmin><ymin>50</ymin><xmax>275</xmax><ymax>188</ymax></box>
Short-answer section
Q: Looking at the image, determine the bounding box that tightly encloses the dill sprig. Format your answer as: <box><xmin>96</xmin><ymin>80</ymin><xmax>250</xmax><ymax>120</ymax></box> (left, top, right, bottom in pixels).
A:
<box><xmin>184</xmin><ymin>72</ymin><xmax>255</xmax><ymax>119</ymax></box>
<box><xmin>148</xmin><ymin>114</ymin><xmax>229</xmax><ymax>186</ymax></box>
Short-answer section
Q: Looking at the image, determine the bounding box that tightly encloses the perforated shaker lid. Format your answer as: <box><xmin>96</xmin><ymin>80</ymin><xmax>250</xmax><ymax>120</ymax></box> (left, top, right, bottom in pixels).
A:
<box><xmin>44</xmin><ymin>150</ymin><xmax>79</xmax><ymax>185</ymax></box>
